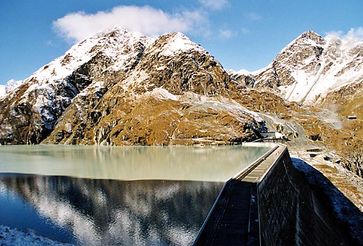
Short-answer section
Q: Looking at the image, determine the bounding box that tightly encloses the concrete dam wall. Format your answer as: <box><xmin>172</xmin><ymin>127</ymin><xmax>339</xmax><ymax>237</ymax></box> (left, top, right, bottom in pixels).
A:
<box><xmin>195</xmin><ymin>145</ymin><xmax>360</xmax><ymax>246</ymax></box>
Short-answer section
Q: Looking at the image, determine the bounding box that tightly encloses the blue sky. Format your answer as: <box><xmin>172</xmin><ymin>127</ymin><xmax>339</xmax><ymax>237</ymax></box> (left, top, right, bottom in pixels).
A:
<box><xmin>0</xmin><ymin>0</ymin><xmax>362</xmax><ymax>84</ymax></box>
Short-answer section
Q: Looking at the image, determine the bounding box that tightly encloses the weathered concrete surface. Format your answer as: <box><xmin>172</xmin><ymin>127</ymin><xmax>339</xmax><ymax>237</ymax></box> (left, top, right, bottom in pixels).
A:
<box><xmin>258</xmin><ymin>149</ymin><xmax>358</xmax><ymax>246</ymax></box>
<box><xmin>289</xmin><ymin>146</ymin><xmax>363</xmax><ymax>211</ymax></box>
<box><xmin>194</xmin><ymin>180</ymin><xmax>259</xmax><ymax>245</ymax></box>
<box><xmin>194</xmin><ymin>145</ymin><xmax>361</xmax><ymax>246</ymax></box>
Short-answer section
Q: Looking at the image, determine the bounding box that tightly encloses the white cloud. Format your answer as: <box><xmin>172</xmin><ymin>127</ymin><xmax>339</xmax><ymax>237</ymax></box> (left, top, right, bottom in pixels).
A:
<box><xmin>198</xmin><ymin>0</ymin><xmax>228</xmax><ymax>10</ymax></box>
<box><xmin>53</xmin><ymin>5</ymin><xmax>206</xmax><ymax>42</ymax></box>
<box><xmin>325</xmin><ymin>27</ymin><xmax>363</xmax><ymax>50</ymax></box>
<box><xmin>347</xmin><ymin>27</ymin><xmax>363</xmax><ymax>40</ymax></box>
<box><xmin>244</xmin><ymin>12</ymin><xmax>262</xmax><ymax>21</ymax></box>
<box><xmin>326</xmin><ymin>27</ymin><xmax>363</xmax><ymax>42</ymax></box>
<box><xmin>219</xmin><ymin>29</ymin><xmax>234</xmax><ymax>39</ymax></box>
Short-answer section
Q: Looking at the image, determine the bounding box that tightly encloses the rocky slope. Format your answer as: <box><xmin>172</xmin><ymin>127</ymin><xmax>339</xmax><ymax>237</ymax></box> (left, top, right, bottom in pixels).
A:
<box><xmin>0</xmin><ymin>29</ymin><xmax>265</xmax><ymax>145</ymax></box>
<box><xmin>1</xmin><ymin>29</ymin><xmax>362</xmax><ymax>151</ymax></box>
<box><xmin>233</xmin><ymin>31</ymin><xmax>363</xmax><ymax>105</ymax></box>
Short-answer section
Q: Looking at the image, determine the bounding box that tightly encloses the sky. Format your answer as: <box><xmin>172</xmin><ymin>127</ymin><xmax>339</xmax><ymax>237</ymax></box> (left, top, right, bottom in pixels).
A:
<box><xmin>0</xmin><ymin>0</ymin><xmax>362</xmax><ymax>85</ymax></box>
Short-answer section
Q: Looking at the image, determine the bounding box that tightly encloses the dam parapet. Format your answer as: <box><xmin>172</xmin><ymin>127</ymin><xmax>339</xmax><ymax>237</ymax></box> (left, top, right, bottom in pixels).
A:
<box><xmin>194</xmin><ymin>144</ymin><xmax>361</xmax><ymax>246</ymax></box>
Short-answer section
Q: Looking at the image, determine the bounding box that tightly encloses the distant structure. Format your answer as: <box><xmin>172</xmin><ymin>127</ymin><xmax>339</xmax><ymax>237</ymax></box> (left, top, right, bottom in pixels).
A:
<box><xmin>260</xmin><ymin>131</ymin><xmax>287</xmax><ymax>142</ymax></box>
<box><xmin>347</xmin><ymin>115</ymin><xmax>357</xmax><ymax>120</ymax></box>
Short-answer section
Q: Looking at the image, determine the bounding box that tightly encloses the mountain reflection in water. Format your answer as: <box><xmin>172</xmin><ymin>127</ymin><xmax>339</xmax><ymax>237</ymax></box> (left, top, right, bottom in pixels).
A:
<box><xmin>0</xmin><ymin>175</ymin><xmax>223</xmax><ymax>245</ymax></box>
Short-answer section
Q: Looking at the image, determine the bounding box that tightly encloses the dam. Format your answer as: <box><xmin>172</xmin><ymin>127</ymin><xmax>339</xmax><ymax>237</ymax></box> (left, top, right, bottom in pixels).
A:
<box><xmin>195</xmin><ymin>144</ymin><xmax>360</xmax><ymax>246</ymax></box>
<box><xmin>0</xmin><ymin>144</ymin><xmax>359</xmax><ymax>245</ymax></box>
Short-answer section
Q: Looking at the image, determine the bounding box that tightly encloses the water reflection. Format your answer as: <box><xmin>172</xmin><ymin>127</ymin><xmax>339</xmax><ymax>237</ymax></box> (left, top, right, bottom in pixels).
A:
<box><xmin>0</xmin><ymin>145</ymin><xmax>270</xmax><ymax>182</ymax></box>
<box><xmin>0</xmin><ymin>175</ymin><xmax>223</xmax><ymax>245</ymax></box>
<box><xmin>0</xmin><ymin>145</ymin><xmax>270</xmax><ymax>244</ymax></box>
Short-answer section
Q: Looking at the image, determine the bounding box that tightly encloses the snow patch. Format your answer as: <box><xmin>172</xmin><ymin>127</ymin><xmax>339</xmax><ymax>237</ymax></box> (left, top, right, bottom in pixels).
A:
<box><xmin>145</xmin><ymin>88</ymin><xmax>264</xmax><ymax>125</ymax></box>
<box><xmin>231</xmin><ymin>67</ymin><xmax>269</xmax><ymax>76</ymax></box>
<box><xmin>5</xmin><ymin>79</ymin><xmax>23</xmax><ymax>93</ymax></box>
<box><xmin>0</xmin><ymin>85</ymin><xmax>5</xmax><ymax>98</ymax></box>
<box><xmin>148</xmin><ymin>87</ymin><xmax>178</xmax><ymax>101</ymax></box>
<box><xmin>0</xmin><ymin>79</ymin><xmax>24</xmax><ymax>98</ymax></box>
<box><xmin>180</xmin><ymin>92</ymin><xmax>264</xmax><ymax>123</ymax></box>
<box><xmin>78</xmin><ymin>81</ymin><xmax>105</xmax><ymax>97</ymax></box>
<box><xmin>160</xmin><ymin>32</ymin><xmax>205</xmax><ymax>56</ymax></box>
<box><xmin>0</xmin><ymin>225</ymin><xmax>72</xmax><ymax>246</ymax></box>
<box><xmin>122</xmin><ymin>70</ymin><xmax>149</xmax><ymax>89</ymax></box>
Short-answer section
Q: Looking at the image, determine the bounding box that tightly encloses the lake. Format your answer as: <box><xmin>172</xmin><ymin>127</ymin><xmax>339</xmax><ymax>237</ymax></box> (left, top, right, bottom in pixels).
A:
<box><xmin>0</xmin><ymin>145</ymin><xmax>270</xmax><ymax>245</ymax></box>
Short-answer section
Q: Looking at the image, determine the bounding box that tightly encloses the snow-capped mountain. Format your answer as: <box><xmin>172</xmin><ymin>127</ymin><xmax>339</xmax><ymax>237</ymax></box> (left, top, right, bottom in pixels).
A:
<box><xmin>1</xmin><ymin>28</ymin><xmax>361</xmax><ymax>146</ymax></box>
<box><xmin>0</xmin><ymin>28</ymin><xmax>153</xmax><ymax>143</ymax></box>
<box><xmin>0</xmin><ymin>28</ymin><xmax>264</xmax><ymax>145</ymax></box>
<box><xmin>238</xmin><ymin>31</ymin><xmax>363</xmax><ymax>105</ymax></box>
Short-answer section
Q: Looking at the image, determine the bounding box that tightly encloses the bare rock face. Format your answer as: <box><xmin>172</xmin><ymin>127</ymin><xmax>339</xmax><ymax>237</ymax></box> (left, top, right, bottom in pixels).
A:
<box><xmin>229</xmin><ymin>71</ymin><xmax>256</xmax><ymax>89</ymax></box>
<box><xmin>1</xmin><ymin>29</ymin><xmax>264</xmax><ymax>145</ymax></box>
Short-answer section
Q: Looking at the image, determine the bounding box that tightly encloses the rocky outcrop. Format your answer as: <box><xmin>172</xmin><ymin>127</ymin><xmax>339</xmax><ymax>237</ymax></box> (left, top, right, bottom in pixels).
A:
<box><xmin>44</xmin><ymin>92</ymin><xmax>262</xmax><ymax>145</ymax></box>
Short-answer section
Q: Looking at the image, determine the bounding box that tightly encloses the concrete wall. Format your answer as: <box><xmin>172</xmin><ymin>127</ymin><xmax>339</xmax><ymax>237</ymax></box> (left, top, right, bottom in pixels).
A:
<box><xmin>194</xmin><ymin>146</ymin><xmax>358</xmax><ymax>246</ymax></box>
<box><xmin>258</xmin><ymin>149</ymin><xmax>354</xmax><ymax>246</ymax></box>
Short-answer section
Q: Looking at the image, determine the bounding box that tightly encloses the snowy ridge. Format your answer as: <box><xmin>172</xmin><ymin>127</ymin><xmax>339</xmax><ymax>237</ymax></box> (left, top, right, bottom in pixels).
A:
<box><xmin>22</xmin><ymin>27</ymin><xmax>151</xmax><ymax>94</ymax></box>
<box><xmin>5</xmin><ymin>79</ymin><xmax>23</xmax><ymax>93</ymax></box>
<box><xmin>119</xmin><ymin>32</ymin><xmax>209</xmax><ymax>92</ymax></box>
<box><xmin>29</xmin><ymin>28</ymin><xmax>151</xmax><ymax>83</ymax></box>
<box><xmin>8</xmin><ymin>28</ymin><xmax>152</xmax><ymax>130</ymax></box>
<box><xmin>235</xmin><ymin>31</ymin><xmax>363</xmax><ymax>105</ymax></box>
<box><xmin>283</xmin><ymin>33</ymin><xmax>363</xmax><ymax>103</ymax></box>
<box><xmin>9</xmin><ymin>29</ymin><xmax>207</xmax><ymax>112</ymax></box>
<box><xmin>159</xmin><ymin>32</ymin><xmax>206</xmax><ymax>56</ymax></box>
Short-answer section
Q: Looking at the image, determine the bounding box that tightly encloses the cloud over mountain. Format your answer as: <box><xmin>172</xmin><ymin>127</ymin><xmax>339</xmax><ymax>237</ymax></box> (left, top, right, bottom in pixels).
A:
<box><xmin>326</xmin><ymin>27</ymin><xmax>363</xmax><ymax>42</ymax></box>
<box><xmin>53</xmin><ymin>5</ymin><xmax>205</xmax><ymax>42</ymax></box>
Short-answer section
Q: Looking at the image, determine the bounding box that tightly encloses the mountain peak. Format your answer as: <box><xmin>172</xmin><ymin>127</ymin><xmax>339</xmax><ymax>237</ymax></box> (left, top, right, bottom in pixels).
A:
<box><xmin>299</xmin><ymin>30</ymin><xmax>323</xmax><ymax>42</ymax></box>
<box><xmin>271</xmin><ymin>31</ymin><xmax>325</xmax><ymax>61</ymax></box>
<box><xmin>91</xmin><ymin>27</ymin><xmax>146</xmax><ymax>41</ymax></box>
<box><xmin>252</xmin><ymin>29</ymin><xmax>363</xmax><ymax>105</ymax></box>
<box><xmin>281</xmin><ymin>31</ymin><xmax>325</xmax><ymax>53</ymax></box>
<box><xmin>154</xmin><ymin>32</ymin><xmax>206</xmax><ymax>56</ymax></box>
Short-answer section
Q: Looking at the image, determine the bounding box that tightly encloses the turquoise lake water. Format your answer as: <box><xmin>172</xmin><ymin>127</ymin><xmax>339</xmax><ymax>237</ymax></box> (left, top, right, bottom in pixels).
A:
<box><xmin>0</xmin><ymin>145</ymin><xmax>270</xmax><ymax>245</ymax></box>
